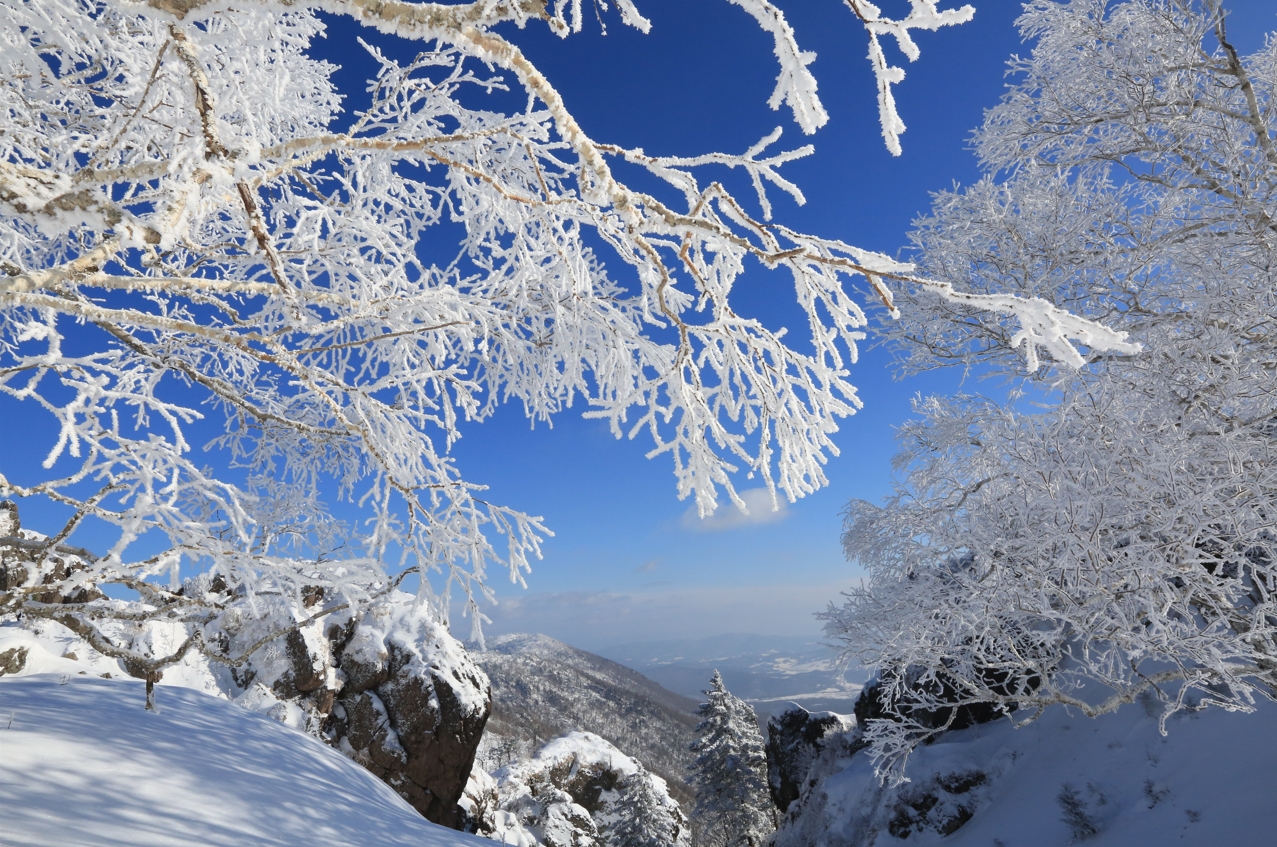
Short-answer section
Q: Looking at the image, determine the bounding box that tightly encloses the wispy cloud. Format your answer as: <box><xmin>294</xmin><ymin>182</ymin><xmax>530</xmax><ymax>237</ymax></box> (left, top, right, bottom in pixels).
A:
<box><xmin>634</xmin><ymin>558</ymin><xmax>661</xmax><ymax>574</ymax></box>
<box><xmin>478</xmin><ymin>580</ymin><xmax>853</xmax><ymax>651</ymax></box>
<box><xmin>681</xmin><ymin>487</ymin><xmax>789</xmax><ymax>532</ymax></box>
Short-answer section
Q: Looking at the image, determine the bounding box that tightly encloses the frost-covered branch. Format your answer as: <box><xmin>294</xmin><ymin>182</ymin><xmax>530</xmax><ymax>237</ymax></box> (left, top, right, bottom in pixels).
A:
<box><xmin>846</xmin><ymin>0</ymin><xmax>976</xmax><ymax>154</ymax></box>
<box><xmin>827</xmin><ymin>0</ymin><xmax>1277</xmax><ymax>783</ymax></box>
<box><xmin>0</xmin><ymin>0</ymin><xmax>1125</xmax><ymax>656</ymax></box>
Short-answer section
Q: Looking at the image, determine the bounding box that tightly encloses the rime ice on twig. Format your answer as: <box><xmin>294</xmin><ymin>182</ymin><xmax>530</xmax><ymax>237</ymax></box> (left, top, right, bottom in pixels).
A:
<box><xmin>826</xmin><ymin>0</ymin><xmax>1277</xmax><ymax>785</ymax></box>
<box><xmin>0</xmin><ymin>0</ymin><xmax>1127</xmax><ymax>659</ymax></box>
<box><xmin>846</xmin><ymin>0</ymin><xmax>976</xmax><ymax>155</ymax></box>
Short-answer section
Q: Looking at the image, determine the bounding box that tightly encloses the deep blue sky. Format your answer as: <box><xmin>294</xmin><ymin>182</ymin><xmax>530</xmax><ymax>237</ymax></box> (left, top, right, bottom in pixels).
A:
<box><xmin>3</xmin><ymin>1</ymin><xmax>1273</xmax><ymax>651</ymax></box>
<box><xmin>445</xmin><ymin>0</ymin><xmax>1045</xmax><ymax>645</ymax></box>
<box><xmin>450</xmin><ymin>0</ymin><xmax>1276</xmax><ymax>649</ymax></box>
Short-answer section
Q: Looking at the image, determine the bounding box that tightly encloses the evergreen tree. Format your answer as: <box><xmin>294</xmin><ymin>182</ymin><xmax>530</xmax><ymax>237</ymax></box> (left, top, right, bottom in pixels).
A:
<box><xmin>688</xmin><ymin>671</ymin><xmax>776</xmax><ymax>847</ymax></box>
<box><xmin>603</xmin><ymin>766</ymin><xmax>690</xmax><ymax>847</ymax></box>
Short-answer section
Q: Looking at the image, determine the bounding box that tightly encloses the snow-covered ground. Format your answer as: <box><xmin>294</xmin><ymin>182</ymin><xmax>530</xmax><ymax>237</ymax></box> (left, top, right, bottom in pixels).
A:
<box><xmin>778</xmin><ymin>693</ymin><xmax>1277</xmax><ymax>846</ymax></box>
<box><xmin>0</xmin><ymin>674</ymin><xmax>489</xmax><ymax>847</ymax></box>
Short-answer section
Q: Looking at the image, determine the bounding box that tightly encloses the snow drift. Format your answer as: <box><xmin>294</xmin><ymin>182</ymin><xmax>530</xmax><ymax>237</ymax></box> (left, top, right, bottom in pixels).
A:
<box><xmin>0</xmin><ymin>673</ymin><xmax>490</xmax><ymax>847</ymax></box>
<box><xmin>775</xmin><ymin>695</ymin><xmax>1277</xmax><ymax>846</ymax></box>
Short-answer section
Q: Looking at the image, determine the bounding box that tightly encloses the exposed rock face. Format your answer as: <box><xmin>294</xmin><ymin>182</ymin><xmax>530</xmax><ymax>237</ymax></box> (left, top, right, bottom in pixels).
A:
<box><xmin>0</xmin><ymin>645</ymin><xmax>28</xmax><ymax>675</ymax></box>
<box><xmin>301</xmin><ymin>594</ymin><xmax>490</xmax><ymax>827</ymax></box>
<box><xmin>766</xmin><ymin>705</ymin><xmax>853</xmax><ymax>814</ymax></box>
<box><xmin>853</xmin><ymin>669</ymin><xmax>1016</xmax><ymax>735</ymax></box>
<box><xmin>330</xmin><ymin>629</ymin><xmax>491</xmax><ymax>826</ymax></box>
<box><xmin>207</xmin><ymin>587</ymin><xmax>492</xmax><ymax>829</ymax></box>
<box><xmin>884</xmin><ymin>770</ymin><xmax>986</xmax><ymax>839</ymax></box>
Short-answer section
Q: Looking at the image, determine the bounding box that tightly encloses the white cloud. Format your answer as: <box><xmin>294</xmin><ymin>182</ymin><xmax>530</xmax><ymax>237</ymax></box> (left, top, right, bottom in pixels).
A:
<box><xmin>680</xmin><ymin>487</ymin><xmax>789</xmax><ymax>532</ymax></box>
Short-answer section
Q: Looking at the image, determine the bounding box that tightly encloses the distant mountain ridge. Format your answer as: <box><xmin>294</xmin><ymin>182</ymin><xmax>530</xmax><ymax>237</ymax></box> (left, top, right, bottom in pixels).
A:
<box><xmin>597</xmin><ymin>634</ymin><xmax>867</xmax><ymax>724</ymax></box>
<box><xmin>470</xmin><ymin>633</ymin><xmax>700</xmax><ymax>809</ymax></box>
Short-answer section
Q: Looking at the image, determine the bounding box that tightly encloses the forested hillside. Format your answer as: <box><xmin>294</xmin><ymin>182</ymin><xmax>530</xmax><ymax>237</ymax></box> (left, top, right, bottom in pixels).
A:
<box><xmin>472</xmin><ymin>634</ymin><xmax>699</xmax><ymax>809</ymax></box>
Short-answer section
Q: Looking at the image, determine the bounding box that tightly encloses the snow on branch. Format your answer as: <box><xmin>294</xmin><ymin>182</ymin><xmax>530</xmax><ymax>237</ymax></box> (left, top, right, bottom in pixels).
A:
<box><xmin>915</xmin><ymin>278</ymin><xmax>1142</xmax><ymax>371</ymax></box>
<box><xmin>846</xmin><ymin>0</ymin><xmax>976</xmax><ymax>154</ymax></box>
<box><xmin>726</xmin><ymin>0</ymin><xmax>828</xmax><ymax>134</ymax></box>
<box><xmin>0</xmin><ymin>0</ymin><xmax>1130</xmax><ymax>668</ymax></box>
<box><xmin>131</xmin><ymin>0</ymin><xmax>551</xmax><ymax>32</ymax></box>
<box><xmin>551</xmin><ymin>0</ymin><xmax>651</xmax><ymax>34</ymax></box>
<box><xmin>598</xmin><ymin>127</ymin><xmax>813</xmax><ymax>221</ymax></box>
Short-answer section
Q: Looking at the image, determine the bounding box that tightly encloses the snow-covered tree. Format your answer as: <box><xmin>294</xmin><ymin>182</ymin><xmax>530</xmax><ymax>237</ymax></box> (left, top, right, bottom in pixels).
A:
<box><xmin>688</xmin><ymin>671</ymin><xmax>775</xmax><ymax>847</ymax></box>
<box><xmin>600</xmin><ymin>765</ymin><xmax>690</xmax><ymax>847</ymax></box>
<box><xmin>0</xmin><ymin>0</ymin><xmax>1136</xmax><ymax>683</ymax></box>
<box><xmin>824</xmin><ymin>0</ymin><xmax>1277</xmax><ymax>783</ymax></box>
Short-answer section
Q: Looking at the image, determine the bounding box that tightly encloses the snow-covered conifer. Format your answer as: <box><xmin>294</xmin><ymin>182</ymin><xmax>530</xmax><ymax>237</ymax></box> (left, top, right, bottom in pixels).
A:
<box><xmin>688</xmin><ymin>671</ymin><xmax>775</xmax><ymax>847</ymax></box>
<box><xmin>601</xmin><ymin>765</ymin><xmax>690</xmax><ymax>847</ymax></box>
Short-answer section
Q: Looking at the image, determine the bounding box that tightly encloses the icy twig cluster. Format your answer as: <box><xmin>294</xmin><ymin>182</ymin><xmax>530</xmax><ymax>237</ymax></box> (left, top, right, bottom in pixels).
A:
<box><xmin>0</xmin><ymin>0</ymin><xmax>1124</xmax><ymax>666</ymax></box>
<box><xmin>845</xmin><ymin>0</ymin><xmax>976</xmax><ymax>155</ymax></box>
<box><xmin>825</xmin><ymin>0</ymin><xmax>1277</xmax><ymax>784</ymax></box>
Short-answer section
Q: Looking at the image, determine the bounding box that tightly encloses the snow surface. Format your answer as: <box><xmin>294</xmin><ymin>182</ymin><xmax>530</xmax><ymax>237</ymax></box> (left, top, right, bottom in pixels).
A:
<box><xmin>780</xmin><ymin>694</ymin><xmax>1277</xmax><ymax>846</ymax></box>
<box><xmin>483</xmin><ymin>730</ymin><xmax>689</xmax><ymax>847</ymax></box>
<box><xmin>0</xmin><ymin>619</ymin><xmax>126</xmax><ymax>680</ymax></box>
<box><xmin>517</xmin><ymin>730</ymin><xmax>642</xmax><ymax>780</ymax></box>
<box><xmin>0</xmin><ymin>674</ymin><xmax>490</xmax><ymax>847</ymax></box>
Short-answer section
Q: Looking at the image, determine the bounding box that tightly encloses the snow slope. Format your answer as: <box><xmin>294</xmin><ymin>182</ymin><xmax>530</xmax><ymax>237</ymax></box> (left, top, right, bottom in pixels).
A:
<box><xmin>0</xmin><ymin>674</ymin><xmax>490</xmax><ymax>847</ymax></box>
<box><xmin>777</xmin><ymin>693</ymin><xmax>1277</xmax><ymax>847</ymax></box>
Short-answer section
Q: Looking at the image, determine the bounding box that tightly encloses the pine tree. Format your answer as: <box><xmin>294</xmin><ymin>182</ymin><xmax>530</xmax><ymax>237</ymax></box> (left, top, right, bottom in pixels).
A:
<box><xmin>603</xmin><ymin>766</ymin><xmax>690</xmax><ymax>847</ymax></box>
<box><xmin>688</xmin><ymin>671</ymin><xmax>776</xmax><ymax>847</ymax></box>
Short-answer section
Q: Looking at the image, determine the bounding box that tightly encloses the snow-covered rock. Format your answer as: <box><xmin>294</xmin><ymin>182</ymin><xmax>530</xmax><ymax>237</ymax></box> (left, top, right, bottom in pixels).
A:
<box><xmin>0</xmin><ymin>586</ymin><xmax>492</xmax><ymax>829</ymax></box>
<box><xmin>766</xmin><ymin>704</ymin><xmax>855</xmax><ymax>814</ymax></box>
<box><xmin>0</xmin><ymin>618</ymin><xmax>129</xmax><ymax>680</ymax></box>
<box><xmin>0</xmin><ymin>506</ymin><xmax>102</xmax><ymax>606</ymax></box>
<box><xmin>326</xmin><ymin>592</ymin><xmax>492</xmax><ymax>827</ymax></box>
<box><xmin>775</xmin><ymin>694</ymin><xmax>1277</xmax><ymax>846</ymax></box>
<box><xmin>0</xmin><ymin>673</ymin><xmax>491</xmax><ymax>847</ymax></box>
<box><xmin>478</xmin><ymin>731</ymin><xmax>690</xmax><ymax>847</ymax></box>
